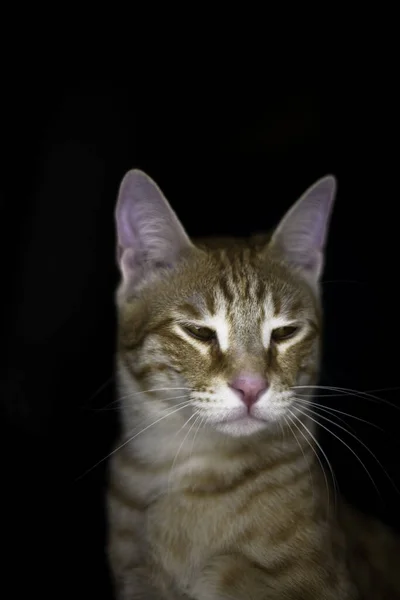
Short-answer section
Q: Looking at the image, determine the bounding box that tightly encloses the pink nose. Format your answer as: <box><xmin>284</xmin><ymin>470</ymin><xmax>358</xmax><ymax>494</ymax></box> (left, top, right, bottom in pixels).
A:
<box><xmin>229</xmin><ymin>374</ymin><xmax>269</xmax><ymax>408</ymax></box>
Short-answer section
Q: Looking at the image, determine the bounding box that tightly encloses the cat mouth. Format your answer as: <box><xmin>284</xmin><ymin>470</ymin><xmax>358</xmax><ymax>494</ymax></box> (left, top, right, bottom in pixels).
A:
<box><xmin>213</xmin><ymin>412</ymin><xmax>269</xmax><ymax>437</ymax></box>
<box><xmin>217</xmin><ymin>413</ymin><xmax>265</xmax><ymax>425</ymax></box>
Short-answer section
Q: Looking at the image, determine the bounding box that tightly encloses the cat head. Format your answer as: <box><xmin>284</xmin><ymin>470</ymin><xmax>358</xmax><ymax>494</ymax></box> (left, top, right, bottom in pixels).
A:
<box><xmin>115</xmin><ymin>169</ymin><xmax>336</xmax><ymax>439</ymax></box>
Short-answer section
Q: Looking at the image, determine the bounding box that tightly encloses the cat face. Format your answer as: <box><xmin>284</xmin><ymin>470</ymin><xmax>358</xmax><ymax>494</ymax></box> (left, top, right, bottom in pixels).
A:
<box><xmin>116</xmin><ymin>170</ymin><xmax>336</xmax><ymax>439</ymax></box>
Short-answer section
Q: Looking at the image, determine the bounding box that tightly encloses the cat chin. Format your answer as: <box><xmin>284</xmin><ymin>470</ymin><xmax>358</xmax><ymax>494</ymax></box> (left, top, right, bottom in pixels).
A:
<box><xmin>213</xmin><ymin>416</ymin><xmax>269</xmax><ymax>438</ymax></box>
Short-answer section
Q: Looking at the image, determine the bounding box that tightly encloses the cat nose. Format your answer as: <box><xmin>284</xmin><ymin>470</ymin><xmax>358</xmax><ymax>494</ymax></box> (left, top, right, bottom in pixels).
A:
<box><xmin>229</xmin><ymin>374</ymin><xmax>269</xmax><ymax>408</ymax></box>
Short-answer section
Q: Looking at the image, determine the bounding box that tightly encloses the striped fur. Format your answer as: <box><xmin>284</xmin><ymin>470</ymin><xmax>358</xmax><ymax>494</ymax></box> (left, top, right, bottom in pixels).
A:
<box><xmin>107</xmin><ymin>171</ymin><xmax>400</xmax><ymax>599</ymax></box>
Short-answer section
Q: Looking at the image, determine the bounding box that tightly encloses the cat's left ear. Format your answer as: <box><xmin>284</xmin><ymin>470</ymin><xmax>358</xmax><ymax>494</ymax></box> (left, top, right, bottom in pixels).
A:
<box><xmin>269</xmin><ymin>175</ymin><xmax>337</xmax><ymax>284</ymax></box>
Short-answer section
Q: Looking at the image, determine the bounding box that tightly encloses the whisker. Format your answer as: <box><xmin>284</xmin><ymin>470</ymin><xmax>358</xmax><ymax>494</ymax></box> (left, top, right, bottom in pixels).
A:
<box><xmin>296</xmin><ymin>386</ymin><xmax>400</xmax><ymax>397</ymax></box>
<box><xmin>287</xmin><ymin>409</ymin><xmax>337</xmax><ymax>516</ymax></box>
<box><xmin>121</xmin><ymin>398</ymin><xmax>195</xmax><ymax>440</ymax></box>
<box><xmin>94</xmin><ymin>397</ymin><xmax>121</xmax><ymax>411</ymax></box>
<box><xmin>284</xmin><ymin>415</ymin><xmax>314</xmax><ymax>502</ymax></box>
<box><xmin>278</xmin><ymin>420</ymin><xmax>285</xmax><ymax>445</ymax></box>
<box><xmin>74</xmin><ymin>401</ymin><xmax>193</xmax><ymax>482</ymax></box>
<box><xmin>294</xmin><ymin>392</ymin><xmax>350</xmax><ymax>398</ymax></box>
<box><xmin>172</xmin><ymin>410</ymin><xmax>200</xmax><ymax>441</ymax></box>
<box><xmin>168</xmin><ymin>411</ymin><xmax>201</xmax><ymax>492</ymax></box>
<box><xmin>368</xmin><ymin>386</ymin><xmax>400</xmax><ymax>394</ymax></box>
<box><xmin>83</xmin><ymin>376</ymin><xmax>114</xmax><ymax>407</ymax></box>
<box><xmin>322</xmin><ymin>279</ymin><xmax>367</xmax><ymax>285</ymax></box>
<box><xmin>294</xmin><ymin>406</ymin><xmax>382</xmax><ymax>500</ymax></box>
<box><xmin>100</xmin><ymin>393</ymin><xmax>191</xmax><ymax>413</ymax></box>
<box><xmin>93</xmin><ymin>389</ymin><xmax>191</xmax><ymax>412</ymax></box>
<box><xmin>294</xmin><ymin>398</ymin><xmax>384</xmax><ymax>433</ymax></box>
<box><xmin>119</xmin><ymin>386</ymin><xmax>192</xmax><ymax>401</ymax></box>
<box><xmin>297</xmin><ymin>403</ymin><xmax>399</xmax><ymax>496</ymax></box>
<box><xmin>295</xmin><ymin>398</ymin><xmax>357</xmax><ymax>435</ymax></box>
<box><xmin>293</xmin><ymin>385</ymin><xmax>400</xmax><ymax>412</ymax></box>
<box><xmin>190</xmin><ymin>414</ymin><xmax>205</xmax><ymax>465</ymax></box>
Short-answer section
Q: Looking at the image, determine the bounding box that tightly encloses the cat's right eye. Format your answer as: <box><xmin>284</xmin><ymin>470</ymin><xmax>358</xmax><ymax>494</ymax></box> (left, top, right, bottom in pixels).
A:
<box><xmin>182</xmin><ymin>324</ymin><xmax>216</xmax><ymax>342</ymax></box>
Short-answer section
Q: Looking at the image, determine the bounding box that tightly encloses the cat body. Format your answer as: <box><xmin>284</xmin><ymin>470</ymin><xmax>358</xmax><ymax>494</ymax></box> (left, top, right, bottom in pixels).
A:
<box><xmin>107</xmin><ymin>170</ymin><xmax>400</xmax><ymax>599</ymax></box>
<box><xmin>108</xmin><ymin>415</ymin><xmax>353</xmax><ymax>599</ymax></box>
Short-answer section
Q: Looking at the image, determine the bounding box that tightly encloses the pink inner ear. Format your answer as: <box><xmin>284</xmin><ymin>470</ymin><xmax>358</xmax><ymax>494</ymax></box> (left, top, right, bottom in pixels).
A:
<box><xmin>117</xmin><ymin>203</ymin><xmax>137</xmax><ymax>252</ymax></box>
<box><xmin>115</xmin><ymin>169</ymin><xmax>193</xmax><ymax>285</ymax></box>
<box><xmin>119</xmin><ymin>248</ymin><xmax>136</xmax><ymax>283</ymax></box>
<box><xmin>271</xmin><ymin>175</ymin><xmax>336</xmax><ymax>279</ymax></box>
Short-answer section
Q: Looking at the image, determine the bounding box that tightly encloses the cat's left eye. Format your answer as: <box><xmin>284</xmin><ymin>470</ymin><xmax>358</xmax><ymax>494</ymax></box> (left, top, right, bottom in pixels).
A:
<box><xmin>271</xmin><ymin>326</ymin><xmax>299</xmax><ymax>342</ymax></box>
<box><xmin>182</xmin><ymin>324</ymin><xmax>216</xmax><ymax>342</ymax></box>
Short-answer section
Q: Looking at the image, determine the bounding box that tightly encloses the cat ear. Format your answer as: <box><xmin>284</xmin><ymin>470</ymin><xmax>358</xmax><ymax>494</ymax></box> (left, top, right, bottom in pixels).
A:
<box><xmin>115</xmin><ymin>169</ymin><xmax>193</xmax><ymax>289</ymax></box>
<box><xmin>269</xmin><ymin>175</ymin><xmax>337</xmax><ymax>283</ymax></box>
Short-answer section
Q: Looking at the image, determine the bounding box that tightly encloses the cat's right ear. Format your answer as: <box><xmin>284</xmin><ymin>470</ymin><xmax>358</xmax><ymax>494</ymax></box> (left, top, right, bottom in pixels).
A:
<box><xmin>115</xmin><ymin>169</ymin><xmax>193</xmax><ymax>294</ymax></box>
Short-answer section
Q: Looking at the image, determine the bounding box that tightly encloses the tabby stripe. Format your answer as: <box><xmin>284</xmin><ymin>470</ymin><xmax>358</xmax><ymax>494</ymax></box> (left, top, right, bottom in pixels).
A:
<box><xmin>115</xmin><ymin>447</ymin><xmax>172</xmax><ymax>475</ymax></box>
<box><xmin>176</xmin><ymin>302</ymin><xmax>203</xmax><ymax>319</ymax></box>
<box><xmin>134</xmin><ymin>363</ymin><xmax>171</xmax><ymax>381</ymax></box>
<box><xmin>185</xmin><ymin>446</ymin><xmax>313</xmax><ymax>497</ymax></box>
<box><xmin>108</xmin><ymin>480</ymin><xmax>147</xmax><ymax>512</ymax></box>
<box><xmin>218</xmin><ymin>276</ymin><xmax>234</xmax><ymax>305</ymax></box>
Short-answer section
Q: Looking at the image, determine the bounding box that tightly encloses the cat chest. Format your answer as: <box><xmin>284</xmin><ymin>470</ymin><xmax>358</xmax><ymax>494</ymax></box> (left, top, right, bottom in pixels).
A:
<box><xmin>146</xmin><ymin>491</ymin><xmax>242</xmax><ymax>586</ymax></box>
<box><xmin>145</xmin><ymin>486</ymin><xmax>281</xmax><ymax>589</ymax></box>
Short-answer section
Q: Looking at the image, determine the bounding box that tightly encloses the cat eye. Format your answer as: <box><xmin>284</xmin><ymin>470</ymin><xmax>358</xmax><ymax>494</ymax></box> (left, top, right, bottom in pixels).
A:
<box><xmin>182</xmin><ymin>324</ymin><xmax>216</xmax><ymax>342</ymax></box>
<box><xmin>271</xmin><ymin>325</ymin><xmax>299</xmax><ymax>342</ymax></box>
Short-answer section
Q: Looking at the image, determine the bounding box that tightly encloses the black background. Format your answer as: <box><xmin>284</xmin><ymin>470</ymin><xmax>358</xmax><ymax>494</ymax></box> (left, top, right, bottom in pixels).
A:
<box><xmin>2</xmin><ymin>75</ymin><xmax>399</xmax><ymax>599</ymax></box>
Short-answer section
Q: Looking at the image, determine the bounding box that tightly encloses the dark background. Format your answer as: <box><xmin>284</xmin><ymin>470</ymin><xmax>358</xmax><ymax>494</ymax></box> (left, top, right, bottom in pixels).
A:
<box><xmin>2</xmin><ymin>77</ymin><xmax>399</xmax><ymax>599</ymax></box>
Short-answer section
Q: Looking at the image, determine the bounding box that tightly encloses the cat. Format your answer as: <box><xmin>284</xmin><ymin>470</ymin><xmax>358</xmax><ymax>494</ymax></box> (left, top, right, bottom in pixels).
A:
<box><xmin>107</xmin><ymin>169</ymin><xmax>400</xmax><ymax>599</ymax></box>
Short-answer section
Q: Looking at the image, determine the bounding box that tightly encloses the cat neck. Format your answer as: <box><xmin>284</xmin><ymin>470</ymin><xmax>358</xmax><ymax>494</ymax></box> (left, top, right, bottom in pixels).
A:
<box><xmin>117</xmin><ymin>396</ymin><xmax>318</xmax><ymax>498</ymax></box>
